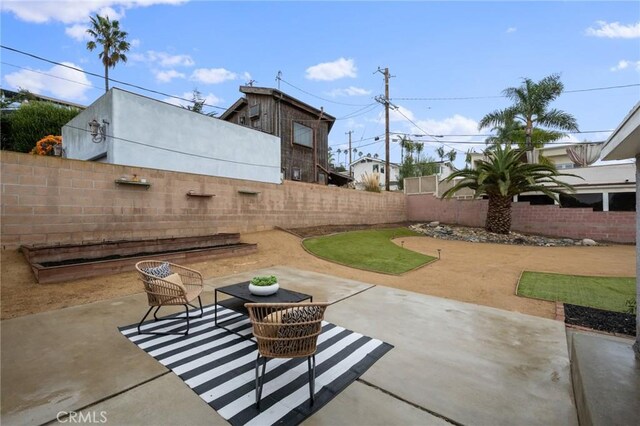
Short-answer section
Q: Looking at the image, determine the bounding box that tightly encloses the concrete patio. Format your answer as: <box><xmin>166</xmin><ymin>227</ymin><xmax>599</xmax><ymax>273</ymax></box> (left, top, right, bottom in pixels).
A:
<box><xmin>2</xmin><ymin>267</ymin><xmax>579</xmax><ymax>425</ymax></box>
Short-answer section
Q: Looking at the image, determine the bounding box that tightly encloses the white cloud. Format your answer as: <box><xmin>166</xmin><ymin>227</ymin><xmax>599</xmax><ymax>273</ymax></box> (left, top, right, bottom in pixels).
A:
<box><xmin>379</xmin><ymin>105</ymin><xmax>415</xmax><ymax>123</ymax></box>
<box><xmin>327</xmin><ymin>86</ymin><xmax>372</xmax><ymax>97</ymax></box>
<box><xmin>154</xmin><ymin>69</ymin><xmax>185</xmax><ymax>83</ymax></box>
<box><xmin>130</xmin><ymin>38</ymin><xmax>141</xmax><ymax>48</ymax></box>
<box><xmin>1</xmin><ymin>0</ymin><xmax>187</xmax><ymax>24</ymax></box>
<box><xmin>610</xmin><ymin>59</ymin><xmax>640</xmax><ymax>72</ymax></box>
<box><xmin>506</xmin><ymin>27</ymin><xmax>517</xmax><ymax>33</ymax></box>
<box><xmin>4</xmin><ymin>62</ymin><xmax>93</xmax><ymax>101</ymax></box>
<box><xmin>65</xmin><ymin>23</ymin><xmax>91</xmax><ymax>41</ymax></box>
<box><xmin>242</xmin><ymin>72</ymin><xmax>252</xmax><ymax>83</ymax></box>
<box><xmin>162</xmin><ymin>91</ymin><xmax>222</xmax><ymax>108</ymax></box>
<box><xmin>585</xmin><ymin>21</ymin><xmax>640</xmax><ymax>39</ymax></box>
<box><xmin>305</xmin><ymin>58</ymin><xmax>357</xmax><ymax>81</ymax></box>
<box><xmin>191</xmin><ymin>68</ymin><xmax>237</xmax><ymax>84</ymax></box>
<box><xmin>133</xmin><ymin>50</ymin><xmax>194</xmax><ymax>67</ymax></box>
<box><xmin>410</xmin><ymin>114</ymin><xmax>484</xmax><ymax>155</ymax></box>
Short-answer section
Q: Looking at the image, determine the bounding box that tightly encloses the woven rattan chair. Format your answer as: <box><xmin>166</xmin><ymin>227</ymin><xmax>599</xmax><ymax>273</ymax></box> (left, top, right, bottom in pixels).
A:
<box><xmin>135</xmin><ymin>260</ymin><xmax>204</xmax><ymax>336</ymax></box>
<box><xmin>245</xmin><ymin>302</ymin><xmax>329</xmax><ymax>410</ymax></box>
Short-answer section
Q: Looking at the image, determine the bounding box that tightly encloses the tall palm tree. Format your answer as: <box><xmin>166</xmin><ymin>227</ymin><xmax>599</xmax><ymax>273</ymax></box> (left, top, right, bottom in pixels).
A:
<box><xmin>86</xmin><ymin>14</ymin><xmax>131</xmax><ymax>92</ymax></box>
<box><xmin>479</xmin><ymin>74</ymin><xmax>578</xmax><ymax>153</ymax></box>
<box><xmin>414</xmin><ymin>142</ymin><xmax>424</xmax><ymax>162</ymax></box>
<box><xmin>443</xmin><ymin>145</ymin><xmax>577</xmax><ymax>234</ymax></box>
<box><xmin>436</xmin><ymin>145</ymin><xmax>445</xmax><ymax>162</ymax></box>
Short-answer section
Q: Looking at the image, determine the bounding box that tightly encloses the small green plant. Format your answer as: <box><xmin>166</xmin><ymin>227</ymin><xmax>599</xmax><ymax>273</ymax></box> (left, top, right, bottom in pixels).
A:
<box><xmin>250</xmin><ymin>275</ymin><xmax>278</xmax><ymax>286</ymax></box>
<box><xmin>625</xmin><ymin>297</ymin><xmax>637</xmax><ymax>315</ymax></box>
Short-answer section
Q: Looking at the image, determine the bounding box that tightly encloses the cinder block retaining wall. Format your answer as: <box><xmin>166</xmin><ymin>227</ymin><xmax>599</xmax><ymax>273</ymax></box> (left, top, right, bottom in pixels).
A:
<box><xmin>0</xmin><ymin>152</ymin><xmax>406</xmax><ymax>248</ymax></box>
<box><xmin>406</xmin><ymin>194</ymin><xmax>636</xmax><ymax>244</ymax></box>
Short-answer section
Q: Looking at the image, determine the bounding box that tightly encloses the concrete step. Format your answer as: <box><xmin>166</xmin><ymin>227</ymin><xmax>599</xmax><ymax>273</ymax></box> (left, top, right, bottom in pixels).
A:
<box><xmin>570</xmin><ymin>331</ymin><xmax>639</xmax><ymax>426</ymax></box>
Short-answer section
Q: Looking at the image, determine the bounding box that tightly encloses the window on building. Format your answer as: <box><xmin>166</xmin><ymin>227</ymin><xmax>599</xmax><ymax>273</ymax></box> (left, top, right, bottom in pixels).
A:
<box><xmin>238</xmin><ymin>116</ymin><xmax>246</xmax><ymax>125</ymax></box>
<box><xmin>609</xmin><ymin>192</ymin><xmax>636</xmax><ymax>212</ymax></box>
<box><xmin>249</xmin><ymin>104</ymin><xmax>260</xmax><ymax>118</ymax></box>
<box><xmin>292</xmin><ymin>167</ymin><xmax>301</xmax><ymax>181</ymax></box>
<box><xmin>517</xmin><ymin>195</ymin><xmax>555</xmax><ymax>205</ymax></box>
<box><xmin>372</xmin><ymin>164</ymin><xmax>379</xmax><ymax>173</ymax></box>
<box><xmin>293</xmin><ymin>122</ymin><xmax>313</xmax><ymax>148</ymax></box>
<box><xmin>560</xmin><ymin>193</ymin><xmax>603</xmax><ymax>211</ymax></box>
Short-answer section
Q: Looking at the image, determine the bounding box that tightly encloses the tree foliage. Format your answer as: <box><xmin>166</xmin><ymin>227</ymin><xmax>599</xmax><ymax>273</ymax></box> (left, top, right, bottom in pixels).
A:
<box><xmin>86</xmin><ymin>14</ymin><xmax>131</xmax><ymax>92</ymax></box>
<box><xmin>479</xmin><ymin>74</ymin><xmax>578</xmax><ymax>153</ymax></box>
<box><xmin>443</xmin><ymin>145</ymin><xmax>577</xmax><ymax>234</ymax></box>
<box><xmin>2</xmin><ymin>101</ymin><xmax>79</xmax><ymax>153</ymax></box>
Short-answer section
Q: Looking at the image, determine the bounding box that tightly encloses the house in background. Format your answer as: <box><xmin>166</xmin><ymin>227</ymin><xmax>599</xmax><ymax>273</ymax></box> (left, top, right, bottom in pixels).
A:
<box><xmin>350</xmin><ymin>156</ymin><xmax>400</xmax><ymax>191</ymax></box>
<box><xmin>1</xmin><ymin>88</ymin><xmax>86</xmax><ymax>111</ymax></box>
<box><xmin>62</xmin><ymin>88</ymin><xmax>281</xmax><ymax>184</ymax></box>
<box><xmin>469</xmin><ymin>144</ymin><xmax>636</xmax><ymax>212</ymax></box>
<box><xmin>220</xmin><ymin>86</ymin><xmax>335</xmax><ymax>185</ymax></box>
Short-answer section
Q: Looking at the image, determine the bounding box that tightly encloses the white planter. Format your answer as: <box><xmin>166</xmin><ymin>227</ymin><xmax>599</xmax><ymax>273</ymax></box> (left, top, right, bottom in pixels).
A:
<box><xmin>249</xmin><ymin>283</ymin><xmax>279</xmax><ymax>296</ymax></box>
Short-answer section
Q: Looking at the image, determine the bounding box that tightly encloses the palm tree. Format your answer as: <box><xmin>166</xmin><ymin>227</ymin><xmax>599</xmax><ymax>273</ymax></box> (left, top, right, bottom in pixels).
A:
<box><xmin>336</xmin><ymin>148</ymin><xmax>342</xmax><ymax>166</ymax></box>
<box><xmin>436</xmin><ymin>145</ymin><xmax>445</xmax><ymax>162</ymax></box>
<box><xmin>414</xmin><ymin>142</ymin><xmax>424</xmax><ymax>162</ymax></box>
<box><xmin>86</xmin><ymin>14</ymin><xmax>131</xmax><ymax>92</ymax></box>
<box><xmin>478</xmin><ymin>74</ymin><xmax>578</xmax><ymax>154</ymax></box>
<box><xmin>442</xmin><ymin>145</ymin><xmax>577</xmax><ymax>234</ymax></box>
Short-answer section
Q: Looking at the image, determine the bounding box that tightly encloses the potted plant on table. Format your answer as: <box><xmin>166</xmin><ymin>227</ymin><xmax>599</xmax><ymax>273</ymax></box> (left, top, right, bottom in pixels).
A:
<box><xmin>249</xmin><ymin>275</ymin><xmax>279</xmax><ymax>296</ymax></box>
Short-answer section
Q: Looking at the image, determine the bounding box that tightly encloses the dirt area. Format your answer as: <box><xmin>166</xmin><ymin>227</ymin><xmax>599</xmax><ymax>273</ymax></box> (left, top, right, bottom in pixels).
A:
<box><xmin>1</xmin><ymin>227</ymin><xmax>635</xmax><ymax>320</ymax></box>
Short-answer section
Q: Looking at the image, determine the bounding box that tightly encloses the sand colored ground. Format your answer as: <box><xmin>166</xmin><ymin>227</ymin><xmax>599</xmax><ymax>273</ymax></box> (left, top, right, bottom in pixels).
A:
<box><xmin>1</xmin><ymin>229</ymin><xmax>635</xmax><ymax>320</ymax></box>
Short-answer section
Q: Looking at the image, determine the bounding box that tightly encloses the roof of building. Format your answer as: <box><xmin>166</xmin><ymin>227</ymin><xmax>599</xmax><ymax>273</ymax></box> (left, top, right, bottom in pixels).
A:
<box><xmin>219</xmin><ymin>86</ymin><xmax>336</xmax><ymax>131</ymax></box>
<box><xmin>1</xmin><ymin>88</ymin><xmax>86</xmax><ymax>110</ymax></box>
<box><xmin>601</xmin><ymin>101</ymin><xmax>640</xmax><ymax>161</ymax></box>
<box><xmin>350</xmin><ymin>156</ymin><xmax>399</xmax><ymax>167</ymax></box>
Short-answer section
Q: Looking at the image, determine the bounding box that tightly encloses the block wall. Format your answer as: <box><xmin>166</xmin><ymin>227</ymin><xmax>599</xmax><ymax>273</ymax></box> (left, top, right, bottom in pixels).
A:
<box><xmin>1</xmin><ymin>152</ymin><xmax>406</xmax><ymax>248</ymax></box>
<box><xmin>406</xmin><ymin>193</ymin><xmax>635</xmax><ymax>243</ymax></box>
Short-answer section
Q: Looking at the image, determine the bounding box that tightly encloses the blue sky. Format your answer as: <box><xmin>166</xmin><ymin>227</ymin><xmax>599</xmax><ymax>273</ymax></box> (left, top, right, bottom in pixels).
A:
<box><xmin>2</xmin><ymin>1</ymin><xmax>639</xmax><ymax>166</ymax></box>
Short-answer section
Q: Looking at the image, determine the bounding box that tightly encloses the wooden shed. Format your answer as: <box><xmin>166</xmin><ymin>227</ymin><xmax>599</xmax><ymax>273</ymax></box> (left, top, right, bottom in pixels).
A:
<box><xmin>220</xmin><ymin>86</ymin><xmax>335</xmax><ymax>184</ymax></box>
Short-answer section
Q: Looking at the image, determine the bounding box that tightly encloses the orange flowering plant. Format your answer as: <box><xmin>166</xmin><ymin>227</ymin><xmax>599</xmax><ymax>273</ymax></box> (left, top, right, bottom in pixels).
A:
<box><xmin>31</xmin><ymin>135</ymin><xmax>62</xmax><ymax>156</ymax></box>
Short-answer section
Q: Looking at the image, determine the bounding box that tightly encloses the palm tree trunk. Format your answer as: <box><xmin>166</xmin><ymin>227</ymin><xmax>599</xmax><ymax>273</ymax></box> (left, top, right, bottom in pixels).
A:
<box><xmin>485</xmin><ymin>195</ymin><xmax>512</xmax><ymax>234</ymax></box>
<box><xmin>104</xmin><ymin>63</ymin><xmax>109</xmax><ymax>92</ymax></box>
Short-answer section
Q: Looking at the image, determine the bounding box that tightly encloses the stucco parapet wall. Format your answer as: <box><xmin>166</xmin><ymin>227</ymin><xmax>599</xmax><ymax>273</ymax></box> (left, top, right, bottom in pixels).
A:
<box><xmin>0</xmin><ymin>152</ymin><xmax>406</xmax><ymax>248</ymax></box>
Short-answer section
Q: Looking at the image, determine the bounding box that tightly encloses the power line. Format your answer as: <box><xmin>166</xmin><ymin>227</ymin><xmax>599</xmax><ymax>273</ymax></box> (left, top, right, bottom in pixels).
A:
<box><xmin>2</xmin><ymin>62</ymin><xmax>98</xmax><ymax>90</ymax></box>
<box><xmin>1</xmin><ymin>45</ymin><xmax>228</xmax><ymax>111</ymax></box>
<box><xmin>62</xmin><ymin>124</ymin><xmax>280</xmax><ymax>169</ymax></box>
<box><xmin>391</xmin><ymin>105</ymin><xmax>465</xmax><ymax>153</ymax></box>
<box><xmin>277</xmin><ymin>75</ymin><xmax>372</xmax><ymax>107</ymax></box>
<box><xmin>391</xmin><ymin>83</ymin><xmax>640</xmax><ymax>101</ymax></box>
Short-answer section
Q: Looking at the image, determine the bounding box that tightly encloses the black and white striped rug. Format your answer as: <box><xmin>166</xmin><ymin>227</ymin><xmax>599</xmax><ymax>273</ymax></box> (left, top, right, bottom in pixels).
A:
<box><xmin>119</xmin><ymin>304</ymin><xmax>393</xmax><ymax>426</ymax></box>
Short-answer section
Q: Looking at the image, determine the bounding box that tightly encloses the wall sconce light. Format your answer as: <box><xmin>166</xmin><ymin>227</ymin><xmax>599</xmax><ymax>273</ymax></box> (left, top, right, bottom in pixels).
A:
<box><xmin>88</xmin><ymin>118</ymin><xmax>109</xmax><ymax>143</ymax></box>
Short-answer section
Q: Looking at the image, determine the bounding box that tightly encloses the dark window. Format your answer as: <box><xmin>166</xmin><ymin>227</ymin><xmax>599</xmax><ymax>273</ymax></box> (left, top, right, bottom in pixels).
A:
<box><xmin>249</xmin><ymin>104</ymin><xmax>260</xmax><ymax>118</ymax></box>
<box><xmin>609</xmin><ymin>192</ymin><xmax>636</xmax><ymax>212</ymax></box>
<box><xmin>293</xmin><ymin>122</ymin><xmax>313</xmax><ymax>148</ymax></box>
<box><xmin>518</xmin><ymin>195</ymin><xmax>555</xmax><ymax>205</ymax></box>
<box><xmin>372</xmin><ymin>164</ymin><xmax>379</xmax><ymax>173</ymax></box>
<box><xmin>238</xmin><ymin>116</ymin><xmax>246</xmax><ymax>125</ymax></box>
<box><xmin>560</xmin><ymin>193</ymin><xmax>603</xmax><ymax>211</ymax></box>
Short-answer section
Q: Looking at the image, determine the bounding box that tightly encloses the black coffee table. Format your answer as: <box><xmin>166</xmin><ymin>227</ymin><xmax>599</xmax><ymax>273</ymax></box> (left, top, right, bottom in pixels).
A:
<box><xmin>214</xmin><ymin>282</ymin><xmax>313</xmax><ymax>329</ymax></box>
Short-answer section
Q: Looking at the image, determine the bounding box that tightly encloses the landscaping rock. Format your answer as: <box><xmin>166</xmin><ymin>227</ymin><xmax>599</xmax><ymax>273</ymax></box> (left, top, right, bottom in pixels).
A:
<box><xmin>409</xmin><ymin>223</ymin><xmax>602</xmax><ymax>247</ymax></box>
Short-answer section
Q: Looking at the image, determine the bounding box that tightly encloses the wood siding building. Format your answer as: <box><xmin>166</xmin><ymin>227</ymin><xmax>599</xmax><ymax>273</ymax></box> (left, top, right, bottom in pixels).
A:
<box><xmin>220</xmin><ymin>86</ymin><xmax>335</xmax><ymax>184</ymax></box>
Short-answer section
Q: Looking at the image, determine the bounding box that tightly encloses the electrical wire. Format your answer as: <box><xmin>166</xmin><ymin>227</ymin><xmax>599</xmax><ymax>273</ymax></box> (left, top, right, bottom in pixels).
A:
<box><xmin>2</xmin><ymin>62</ymin><xmax>98</xmax><ymax>90</ymax></box>
<box><xmin>277</xmin><ymin>76</ymin><xmax>372</xmax><ymax>107</ymax></box>
<box><xmin>392</xmin><ymin>83</ymin><xmax>640</xmax><ymax>101</ymax></box>
<box><xmin>1</xmin><ymin>45</ymin><xmax>228</xmax><ymax>111</ymax></box>
<box><xmin>62</xmin><ymin>124</ymin><xmax>280</xmax><ymax>169</ymax></box>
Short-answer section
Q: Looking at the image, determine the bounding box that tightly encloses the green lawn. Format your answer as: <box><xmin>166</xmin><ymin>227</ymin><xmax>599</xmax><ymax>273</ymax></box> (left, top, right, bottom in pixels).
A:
<box><xmin>302</xmin><ymin>228</ymin><xmax>435</xmax><ymax>275</ymax></box>
<box><xmin>517</xmin><ymin>271</ymin><xmax>636</xmax><ymax>313</ymax></box>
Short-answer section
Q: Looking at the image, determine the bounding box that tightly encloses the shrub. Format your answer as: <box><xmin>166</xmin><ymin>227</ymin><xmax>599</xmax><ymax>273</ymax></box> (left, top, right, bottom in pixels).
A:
<box><xmin>361</xmin><ymin>172</ymin><xmax>381</xmax><ymax>192</ymax></box>
<box><xmin>30</xmin><ymin>135</ymin><xmax>62</xmax><ymax>156</ymax></box>
<box><xmin>250</xmin><ymin>275</ymin><xmax>278</xmax><ymax>286</ymax></box>
<box><xmin>4</xmin><ymin>101</ymin><xmax>79</xmax><ymax>153</ymax></box>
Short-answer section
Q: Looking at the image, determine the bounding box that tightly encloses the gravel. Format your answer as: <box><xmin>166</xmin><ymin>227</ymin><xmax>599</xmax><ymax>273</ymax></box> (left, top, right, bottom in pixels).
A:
<box><xmin>409</xmin><ymin>223</ymin><xmax>599</xmax><ymax>247</ymax></box>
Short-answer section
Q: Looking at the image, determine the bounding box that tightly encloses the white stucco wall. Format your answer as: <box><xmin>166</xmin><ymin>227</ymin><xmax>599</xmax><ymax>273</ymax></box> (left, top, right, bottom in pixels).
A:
<box><xmin>62</xmin><ymin>90</ymin><xmax>113</xmax><ymax>161</ymax></box>
<box><xmin>351</xmin><ymin>157</ymin><xmax>400</xmax><ymax>190</ymax></box>
<box><xmin>63</xmin><ymin>89</ymin><xmax>281</xmax><ymax>184</ymax></box>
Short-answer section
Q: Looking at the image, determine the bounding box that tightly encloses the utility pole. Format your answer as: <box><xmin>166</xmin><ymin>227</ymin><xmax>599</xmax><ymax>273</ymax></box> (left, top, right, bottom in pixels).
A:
<box><xmin>383</xmin><ymin>68</ymin><xmax>391</xmax><ymax>191</ymax></box>
<box><xmin>346</xmin><ymin>130</ymin><xmax>353</xmax><ymax>176</ymax></box>
<box><xmin>375</xmin><ymin>67</ymin><xmax>391</xmax><ymax>191</ymax></box>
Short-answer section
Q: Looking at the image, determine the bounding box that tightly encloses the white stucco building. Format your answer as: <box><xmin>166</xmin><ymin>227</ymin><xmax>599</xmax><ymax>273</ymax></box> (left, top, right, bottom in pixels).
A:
<box><xmin>62</xmin><ymin>89</ymin><xmax>281</xmax><ymax>184</ymax></box>
<box><xmin>350</xmin><ymin>156</ymin><xmax>400</xmax><ymax>191</ymax></box>
<box><xmin>469</xmin><ymin>144</ymin><xmax>636</xmax><ymax>212</ymax></box>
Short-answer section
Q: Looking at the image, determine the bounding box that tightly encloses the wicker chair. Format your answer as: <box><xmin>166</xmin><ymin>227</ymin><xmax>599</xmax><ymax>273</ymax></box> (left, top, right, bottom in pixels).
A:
<box><xmin>245</xmin><ymin>302</ymin><xmax>329</xmax><ymax>410</ymax></box>
<box><xmin>135</xmin><ymin>260</ymin><xmax>204</xmax><ymax>336</ymax></box>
